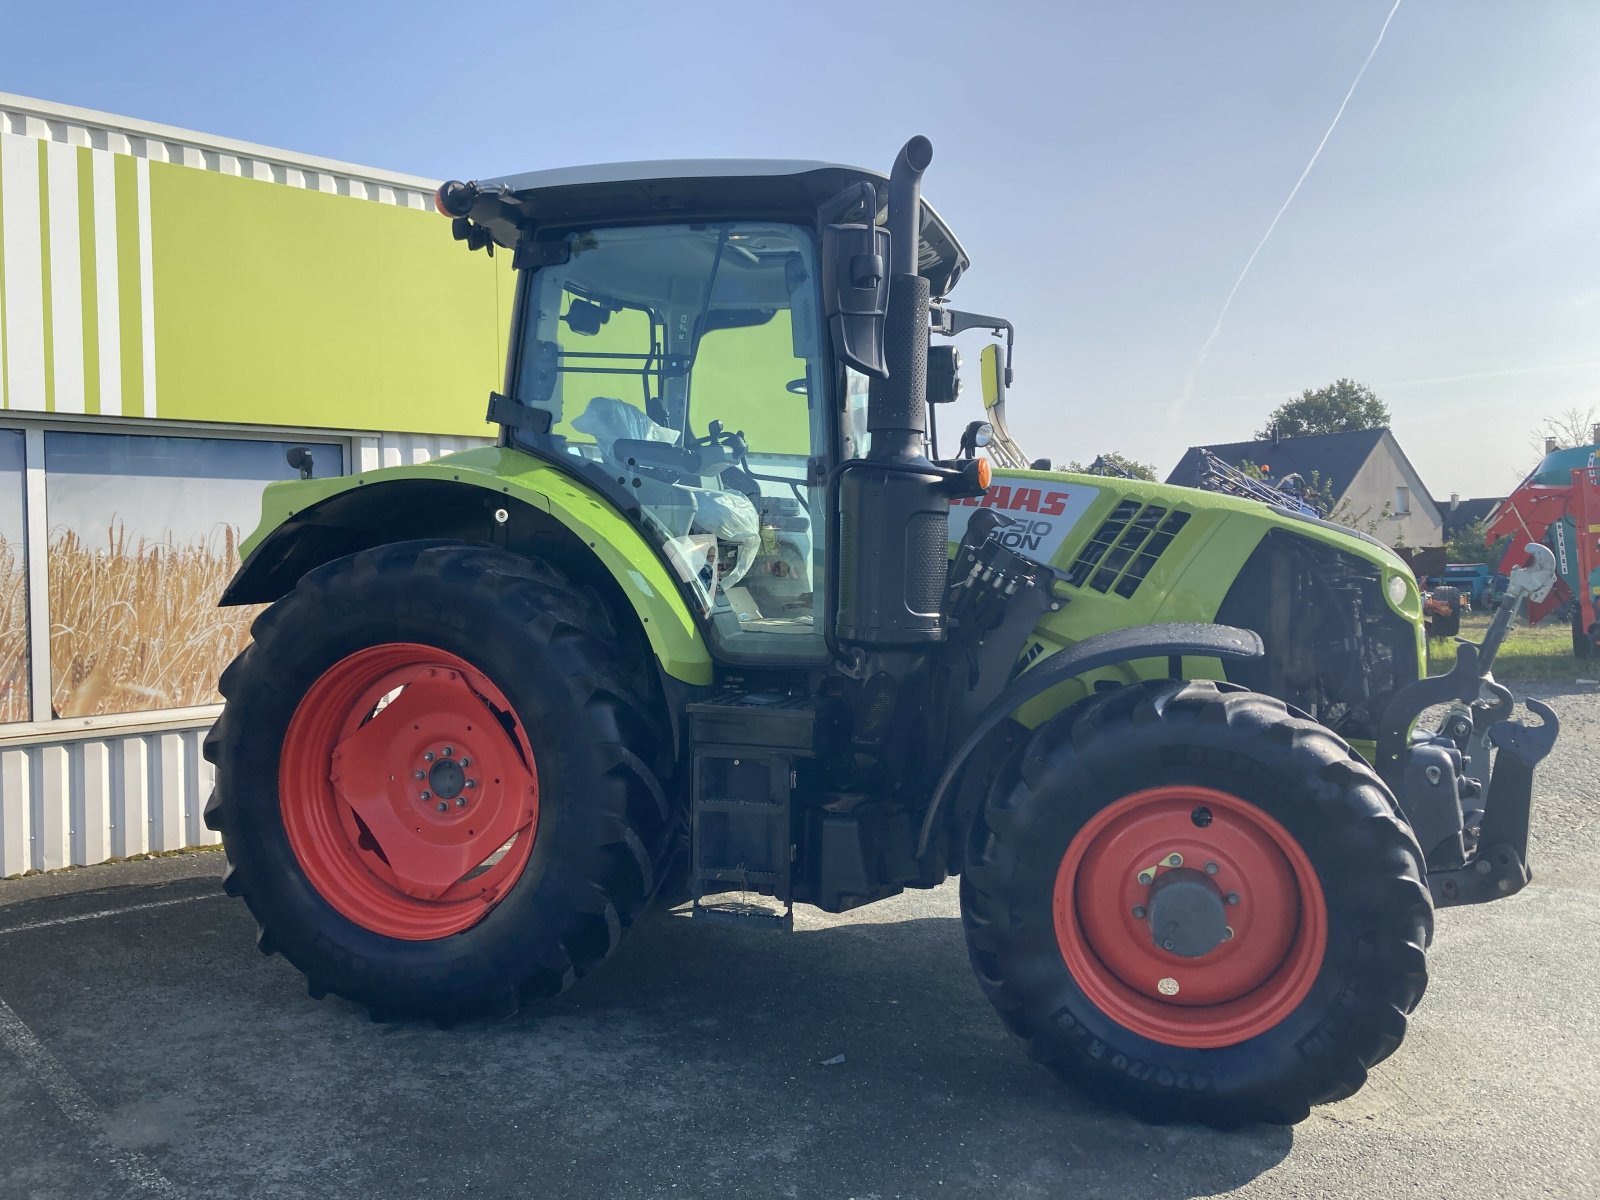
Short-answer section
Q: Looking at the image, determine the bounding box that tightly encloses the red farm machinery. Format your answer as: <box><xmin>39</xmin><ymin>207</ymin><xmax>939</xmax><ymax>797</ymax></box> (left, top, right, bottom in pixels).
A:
<box><xmin>1487</xmin><ymin>438</ymin><xmax>1600</xmax><ymax>659</ymax></box>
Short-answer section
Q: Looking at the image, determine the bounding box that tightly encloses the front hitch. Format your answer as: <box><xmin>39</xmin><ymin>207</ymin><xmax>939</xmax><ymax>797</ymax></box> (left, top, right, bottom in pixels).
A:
<box><xmin>1375</xmin><ymin>545</ymin><xmax>1561</xmax><ymax>908</ymax></box>
<box><xmin>1426</xmin><ymin>698</ymin><xmax>1559</xmax><ymax>905</ymax></box>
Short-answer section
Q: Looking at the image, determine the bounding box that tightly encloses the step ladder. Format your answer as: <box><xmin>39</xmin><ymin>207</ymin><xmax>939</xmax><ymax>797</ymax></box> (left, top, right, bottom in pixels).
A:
<box><xmin>685</xmin><ymin>692</ymin><xmax>818</xmax><ymax>931</ymax></box>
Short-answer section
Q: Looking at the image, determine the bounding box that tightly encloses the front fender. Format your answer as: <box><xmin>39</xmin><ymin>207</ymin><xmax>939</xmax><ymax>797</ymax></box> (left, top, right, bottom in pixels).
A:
<box><xmin>225</xmin><ymin>446</ymin><xmax>714</xmax><ymax>686</ymax></box>
<box><xmin>916</xmin><ymin>623</ymin><xmax>1264</xmax><ymax>855</ymax></box>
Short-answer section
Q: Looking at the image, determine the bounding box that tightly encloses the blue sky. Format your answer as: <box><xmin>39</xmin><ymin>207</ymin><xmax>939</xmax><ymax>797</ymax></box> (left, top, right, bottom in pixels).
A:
<box><xmin>4</xmin><ymin>0</ymin><xmax>1595</xmax><ymax>496</ymax></box>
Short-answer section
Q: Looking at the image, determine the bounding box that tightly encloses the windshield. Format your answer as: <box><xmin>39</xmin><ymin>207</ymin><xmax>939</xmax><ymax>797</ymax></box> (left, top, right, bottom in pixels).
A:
<box><xmin>510</xmin><ymin>222</ymin><xmax>829</xmax><ymax>658</ymax></box>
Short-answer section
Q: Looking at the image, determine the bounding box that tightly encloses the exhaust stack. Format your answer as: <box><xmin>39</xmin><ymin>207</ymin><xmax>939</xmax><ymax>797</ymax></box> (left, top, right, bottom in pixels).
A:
<box><xmin>867</xmin><ymin>136</ymin><xmax>935</xmax><ymax>463</ymax></box>
<box><xmin>837</xmin><ymin>137</ymin><xmax>952</xmax><ymax>649</ymax></box>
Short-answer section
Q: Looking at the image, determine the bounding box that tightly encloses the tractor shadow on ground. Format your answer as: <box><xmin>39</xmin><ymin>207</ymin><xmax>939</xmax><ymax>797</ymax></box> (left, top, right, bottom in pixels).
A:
<box><xmin>516</xmin><ymin>902</ymin><xmax>1297</xmax><ymax>1197</ymax></box>
<box><xmin>0</xmin><ymin>870</ymin><xmax>1293</xmax><ymax>1200</ymax></box>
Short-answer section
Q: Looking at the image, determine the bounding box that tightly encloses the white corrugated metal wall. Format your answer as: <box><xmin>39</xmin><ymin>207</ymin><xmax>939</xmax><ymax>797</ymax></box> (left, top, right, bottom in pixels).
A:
<box><xmin>0</xmin><ymin>92</ymin><xmax>436</xmax><ymax>212</ymax></box>
<box><xmin>0</xmin><ymin>90</ymin><xmax>496</xmax><ymax>876</ymax></box>
<box><xmin>356</xmin><ymin>432</ymin><xmax>492</xmax><ymax>471</ymax></box>
<box><xmin>0</xmin><ymin>720</ymin><xmax>215</xmax><ymax>876</ymax></box>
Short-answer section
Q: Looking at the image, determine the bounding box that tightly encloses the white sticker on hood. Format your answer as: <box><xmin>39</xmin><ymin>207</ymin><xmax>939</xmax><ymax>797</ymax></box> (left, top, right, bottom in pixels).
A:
<box><xmin>947</xmin><ymin>480</ymin><xmax>1101</xmax><ymax>565</ymax></box>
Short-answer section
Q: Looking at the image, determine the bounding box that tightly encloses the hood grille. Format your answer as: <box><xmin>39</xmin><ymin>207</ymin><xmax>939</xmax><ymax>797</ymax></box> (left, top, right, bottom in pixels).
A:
<box><xmin>1065</xmin><ymin>502</ymin><xmax>1191</xmax><ymax>598</ymax></box>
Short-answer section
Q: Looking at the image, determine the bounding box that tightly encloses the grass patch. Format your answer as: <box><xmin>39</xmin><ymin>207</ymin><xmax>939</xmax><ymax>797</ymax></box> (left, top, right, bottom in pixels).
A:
<box><xmin>1428</xmin><ymin>611</ymin><xmax>1588</xmax><ymax>682</ymax></box>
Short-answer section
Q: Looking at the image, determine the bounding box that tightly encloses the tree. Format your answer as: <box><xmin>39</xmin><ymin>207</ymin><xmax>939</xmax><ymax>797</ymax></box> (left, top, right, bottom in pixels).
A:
<box><xmin>1064</xmin><ymin>452</ymin><xmax>1157</xmax><ymax>481</ymax></box>
<box><xmin>1529</xmin><ymin>404</ymin><xmax>1599</xmax><ymax>456</ymax></box>
<box><xmin>1443</xmin><ymin>518</ymin><xmax>1495</xmax><ymax>566</ymax></box>
<box><xmin>1328</xmin><ymin>494</ymin><xmax>1395</xmax><ymax>538</ymax></box>
<box><xmin>1255</xmin><ymin>379</ymin><xmax>1391</xmax><ymax>440</ymax></box>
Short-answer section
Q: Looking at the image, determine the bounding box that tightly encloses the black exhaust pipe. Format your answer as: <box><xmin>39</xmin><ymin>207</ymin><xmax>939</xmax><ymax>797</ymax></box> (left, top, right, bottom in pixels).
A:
<box><xmin>868</xmin><ymin>136</ymin><xmax>934</xmax><ymax>463</ymax></box>
<box><xmin>887</xmin><ymin>136</ymin><xmax>933</xmax><ymax>305</ymax></box>
<box><xmin>837</xmin><ymin>137</ymin><xmax>951</xmax><ymax>648</ymax></box>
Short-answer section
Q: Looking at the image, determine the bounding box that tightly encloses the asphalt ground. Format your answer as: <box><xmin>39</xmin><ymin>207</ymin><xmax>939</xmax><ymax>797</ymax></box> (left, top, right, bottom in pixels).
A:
<box><xmin>1</xmin><ymin>680</ymin><xmax>1596</xmax><ymax>1200</ymax></box>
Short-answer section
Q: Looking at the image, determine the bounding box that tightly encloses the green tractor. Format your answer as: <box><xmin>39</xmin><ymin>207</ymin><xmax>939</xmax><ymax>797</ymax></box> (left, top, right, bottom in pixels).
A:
<box><xmin>206</xmin><ymin>138</ymin><xmax>1560</xmax><ymax>1126</ymax></box>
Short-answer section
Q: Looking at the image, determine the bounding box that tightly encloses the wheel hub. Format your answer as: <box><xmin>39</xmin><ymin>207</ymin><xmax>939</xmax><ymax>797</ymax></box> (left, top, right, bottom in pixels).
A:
<box><xmin>1145</xmin><ymin>867</ymin><xmax>1228</xmax><ymax>957</ymax></box>
<box><xmin>427</xmin><ymin>757</ymin><xmax>467</xmax><ymax>800</ymax></box>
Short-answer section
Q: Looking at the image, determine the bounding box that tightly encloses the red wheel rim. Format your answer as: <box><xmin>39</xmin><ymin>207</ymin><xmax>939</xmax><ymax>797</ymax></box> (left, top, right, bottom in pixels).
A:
<box><xmin>1052</xmin><ymin>785</ymin><xmax>1327</xmax><ymax>1049</ymax></box>
<box><xmin>280</xmin><ymin>643</ymin><xmax>540</xmax><ymax>940</ymax></box>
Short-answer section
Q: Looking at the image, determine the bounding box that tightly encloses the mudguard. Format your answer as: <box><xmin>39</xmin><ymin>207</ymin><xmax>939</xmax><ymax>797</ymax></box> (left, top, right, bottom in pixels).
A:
<box><xmin>223</xmin><ymin>446</ymin><xmax>714</xmax><ymax>685</ymax></box>
<box><xmin>914</xmin><ymin>622</ymin><xmax>1264</xmax><ymax>854</ymax></box>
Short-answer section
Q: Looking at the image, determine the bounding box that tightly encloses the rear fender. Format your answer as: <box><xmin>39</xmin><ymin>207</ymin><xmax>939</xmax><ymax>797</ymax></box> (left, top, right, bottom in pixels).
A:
<box><xmin>223</xmin><ymin>447</ymin><xmax>714</xmax><ymax>686</ymax></box>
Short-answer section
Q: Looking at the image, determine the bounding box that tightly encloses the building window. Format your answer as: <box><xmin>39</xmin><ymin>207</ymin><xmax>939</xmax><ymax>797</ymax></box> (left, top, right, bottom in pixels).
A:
<box><xmin>0</xmin><ymin>431</ymin><xmax>27</xmax><ymax>724</ymax></box>
<box><xmin>1394</xmin><ymin>485</ymin><xmax>1411</xmax><ymax>515</ymax></box>
<box><xmin>43</xmin><ymin>431</ymin><xmax>344</xmax><ymax>718</ymax></box>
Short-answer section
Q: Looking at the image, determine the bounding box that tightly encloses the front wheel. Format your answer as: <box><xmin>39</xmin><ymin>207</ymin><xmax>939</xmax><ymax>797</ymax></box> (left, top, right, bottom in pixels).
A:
<box><xmin>960</xmin><ymin>681</ymin><xmax>1433</xmax><ymax>1126</ymax></box>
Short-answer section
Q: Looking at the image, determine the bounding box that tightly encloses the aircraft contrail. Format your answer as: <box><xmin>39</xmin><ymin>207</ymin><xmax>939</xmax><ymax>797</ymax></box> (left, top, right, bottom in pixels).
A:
<box><xmin>1170</xmin><ymin>0</ymin><xmax>1405</xmax><ymax>421</ymax></box>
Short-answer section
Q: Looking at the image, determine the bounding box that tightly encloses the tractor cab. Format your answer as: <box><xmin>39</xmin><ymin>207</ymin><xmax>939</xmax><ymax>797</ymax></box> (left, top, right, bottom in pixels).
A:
<box><xmin>436</xmin><ymin>152</ymin><xmax>994</xmax><ymax>662</ymax></box>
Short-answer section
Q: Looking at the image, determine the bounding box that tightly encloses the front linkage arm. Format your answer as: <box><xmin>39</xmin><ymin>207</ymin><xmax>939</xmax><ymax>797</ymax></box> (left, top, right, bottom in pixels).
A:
<box><xmin>1375</xmin><ymin>544</ymin><xmax>1561</xmax><ymax>907</ymax></box>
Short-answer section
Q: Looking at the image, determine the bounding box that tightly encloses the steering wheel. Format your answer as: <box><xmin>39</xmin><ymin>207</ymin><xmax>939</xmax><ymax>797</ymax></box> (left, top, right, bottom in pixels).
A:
<box><xmin>688</xmin><ymin>420</ymin><xmax>748</xmax><ymax>463</ymax></box>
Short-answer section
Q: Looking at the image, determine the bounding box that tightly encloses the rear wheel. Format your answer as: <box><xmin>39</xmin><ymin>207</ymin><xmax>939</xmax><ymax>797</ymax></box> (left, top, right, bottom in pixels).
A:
<box><xmin>204</xmin><ymin>541</ymin><xmax>672</xmax><ymax>1020</ymax></box>
<box><xmin>960</xmin><ymin>680</ymin><xmax>1432</xmax><ymax>1126</ymax></box>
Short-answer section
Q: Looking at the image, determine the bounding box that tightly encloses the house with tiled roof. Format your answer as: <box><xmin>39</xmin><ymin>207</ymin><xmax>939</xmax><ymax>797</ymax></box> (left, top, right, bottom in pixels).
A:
<box><xmin>1167</xmin><ymin>428</ymin><xmax>1443</xmax><ymax>548</ymax></box>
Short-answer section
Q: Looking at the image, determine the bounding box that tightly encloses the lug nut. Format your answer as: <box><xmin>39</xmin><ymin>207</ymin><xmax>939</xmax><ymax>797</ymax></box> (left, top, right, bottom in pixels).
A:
<box><xmin>414</xmin><ymin>770</ymin><xmax>426</xmax><ymax>780</ymax></box>
<box><xmin>455</xmin><ymin>797</ymin><xmax>468</xmax><ymax>808</ymax></box>
<box><xmin>1137</xmin><ymin>871</ymin><xmax>1154</xmax><ymax>886</ymax></box>
<box><xmin>1223</xmin><ymin>926</ymin><xmax>1234</xmax><ymax>941</ymax></box>
<box><xmin>1165</xmin><ymin>853</ymin><xmax>1183</xmax><ymax>867</ymax></box>
<box><xmin>464</xmin><ymin>779</ymin><xmax>477</xmax><ymax>790</ymax></box>
<box><xmin>460</xmin><ymin>757</ymin><xmax>471</xmax><ymax>768</ymax></box>
<box><xmin>424</xmin><ymin>751</ymin><xmax>435</xmax><ymax>762</ymax></box>
<box><xmin>436</xmin><ymin>801</ymin><xmax>449</xmax><ymax>813</ymax></box>
<box><xmin>442</xmin><ymin>746</ymin><xmax>454</xmax><ymax>757</ymax></box>
<box><xmin>1226</xmin><ymin>892</ymin><xmax>1240</xmax><ymax>906</ymax></box>
<box><xmin>420</xmin><ymin>791</ymin><xmax>431</xmax><ymax>801</ymax></box>
<box><xmin>1132</xmin><ymin>905</ymin><xmax>1147</xmax><ymax>919</ymax></box>
<box><xmin>1205</xmin><ymin>861</ymin><xmax>1219</xmax><ymax>876</ymax></box>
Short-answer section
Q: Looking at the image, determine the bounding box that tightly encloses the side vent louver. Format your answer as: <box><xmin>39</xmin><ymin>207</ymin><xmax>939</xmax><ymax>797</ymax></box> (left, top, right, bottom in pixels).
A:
<box><xmin>1065</xmin><ymin>503</ymin><xmax>1191</xmax><ymax>598</ymax></box>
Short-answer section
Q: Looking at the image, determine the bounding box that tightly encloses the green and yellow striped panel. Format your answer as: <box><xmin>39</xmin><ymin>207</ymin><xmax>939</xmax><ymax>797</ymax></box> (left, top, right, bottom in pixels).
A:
<box><xmin>0</xmin><ymin>130</ymin><xmax>512</xmax><ymax>436</ymax></box>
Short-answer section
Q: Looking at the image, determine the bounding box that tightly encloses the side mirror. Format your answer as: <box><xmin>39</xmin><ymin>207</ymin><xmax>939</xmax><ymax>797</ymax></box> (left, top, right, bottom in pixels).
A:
<box><xmin>821</xmin><ymin>219</ymin><xmax>891</xmax><ymax>378</ymax></box>
<box><xmin>562</xmin><ymin>298</ymin><xmax>608</xmax><ymax>336</ymax></box>
<box><xmin>927</xmin><ymin>346</ymin><xmax>962</xmax><ymax>404</ymax></box>
<box><xmin>980</xmin><ymin>343</ymin><xmax>1006</xmax><ymax>413</ymax></box>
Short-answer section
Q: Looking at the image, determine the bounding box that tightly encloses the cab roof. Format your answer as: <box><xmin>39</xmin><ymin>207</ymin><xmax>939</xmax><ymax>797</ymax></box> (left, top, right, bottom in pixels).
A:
<box><xmin>469</xmin><ymin>158</ymin><xmax>970</xmax><ymax>296</ymax></box>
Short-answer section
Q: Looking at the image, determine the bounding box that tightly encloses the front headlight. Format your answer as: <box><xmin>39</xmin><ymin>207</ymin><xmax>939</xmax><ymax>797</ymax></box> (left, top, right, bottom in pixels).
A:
<box><xmin>1387</xmin><ymin>573</ymin><xmax>1410</xmax><ymax>609</ymax></box>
